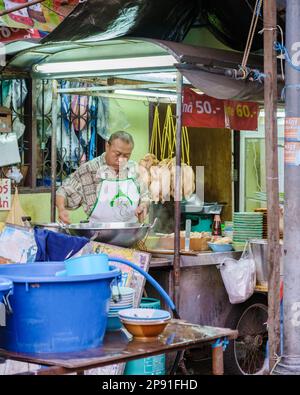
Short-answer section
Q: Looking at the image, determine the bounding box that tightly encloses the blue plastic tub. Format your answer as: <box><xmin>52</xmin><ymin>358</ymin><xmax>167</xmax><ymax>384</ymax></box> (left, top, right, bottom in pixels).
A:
<box><xmin>0</xmin><ymin>263</ymin><xmax>120</xmax><ymax>354</ymax></box>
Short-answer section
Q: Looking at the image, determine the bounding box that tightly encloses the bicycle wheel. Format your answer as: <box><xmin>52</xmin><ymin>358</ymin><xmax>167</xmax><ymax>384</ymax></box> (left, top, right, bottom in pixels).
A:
<box><xmin>224</xmin><ymin>294</ymin><xmax>268</xmax><ymax>375</ymax></box>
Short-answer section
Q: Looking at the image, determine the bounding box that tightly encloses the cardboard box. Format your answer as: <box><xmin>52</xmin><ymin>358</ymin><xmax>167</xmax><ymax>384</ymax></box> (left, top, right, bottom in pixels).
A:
<box><xmin>0</xmin><ymin>107</ymin><xmax>12</xmax><ymax>133</ymax></box>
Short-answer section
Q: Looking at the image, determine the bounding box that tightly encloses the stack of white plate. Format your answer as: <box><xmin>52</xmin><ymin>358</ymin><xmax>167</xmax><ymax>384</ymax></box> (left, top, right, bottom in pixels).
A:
<box><xmin>106</xmin><ymin>287</ymin><xmax>135</xmax><ymax>331</ymax></box>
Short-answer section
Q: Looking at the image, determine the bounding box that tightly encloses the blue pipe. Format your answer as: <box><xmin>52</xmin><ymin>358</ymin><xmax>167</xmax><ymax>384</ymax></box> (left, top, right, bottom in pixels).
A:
<box><xmin>109</xmin><ymin>257</ymin><xmax>178</xmax><ymax>317</ymax></box>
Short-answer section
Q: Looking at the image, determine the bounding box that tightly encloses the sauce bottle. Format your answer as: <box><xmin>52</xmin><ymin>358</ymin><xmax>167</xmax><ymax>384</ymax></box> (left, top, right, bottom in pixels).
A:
<box><xmin>212</xmin><ymin>214</ymin><xmax>222</xmax><ymax>236</ymax></box>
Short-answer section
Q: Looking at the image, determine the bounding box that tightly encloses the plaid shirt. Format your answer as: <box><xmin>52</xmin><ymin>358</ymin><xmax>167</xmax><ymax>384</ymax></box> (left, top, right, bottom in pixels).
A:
<box><xmin>57</xmin><ymin>153</ymin><xmax>150</xmax><ymax>215</ymax></box>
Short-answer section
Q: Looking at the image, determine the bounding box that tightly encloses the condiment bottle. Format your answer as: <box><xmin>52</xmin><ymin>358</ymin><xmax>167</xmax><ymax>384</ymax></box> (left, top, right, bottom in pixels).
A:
<box><xmin>212</xmin><ymin>214</ymin><xmax>222</xmax><ymax>236</ymax></box>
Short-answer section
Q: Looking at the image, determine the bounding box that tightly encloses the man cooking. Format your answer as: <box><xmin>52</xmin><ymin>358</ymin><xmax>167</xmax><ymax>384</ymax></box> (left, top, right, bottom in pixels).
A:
<box><xmin>56</xmin><ymin>131</ymin><xmax>150</xmax><ymax>224</ymax></box>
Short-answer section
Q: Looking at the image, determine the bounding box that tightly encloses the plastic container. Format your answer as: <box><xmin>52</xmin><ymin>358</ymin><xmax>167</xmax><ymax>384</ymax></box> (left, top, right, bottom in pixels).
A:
<box><xmin>124</xmin><ymin>297</ymin><xmax>166</xmax><ymax>375</ymax></box>
<box><xmin>63</xmin><ymin>253</ymin><xmax>110</xmax><ymax>275</ymax></box>
<box><xmin>184</xmin><ymin>214</ymin><xmax>213</xmax><ymax>232</ymax></box>
<box><xmin>0</xmin><ymin>262</ymin><xmax>120</xmax><ymax>354</ymax></box>
<box><xmin>106</xmin><ymin>316</ymin><xmax>123</xmax><ymax>331</ymax></box>
<box><xmin>139</xmin><ymin>297</ymin><xmax>161</xmax><ymax>309</ymax></box>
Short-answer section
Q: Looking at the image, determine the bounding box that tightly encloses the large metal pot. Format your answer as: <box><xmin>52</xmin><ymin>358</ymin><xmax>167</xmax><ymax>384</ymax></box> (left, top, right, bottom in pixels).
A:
<box><xmin>63</xmin><ymin>220</ymin><xmax>157</xmax><ymax>248</ymax></box>
<box><xmin>249</xmin><ymin>239</ymin><xmax>283</xmax><ymax>285</ymax></box>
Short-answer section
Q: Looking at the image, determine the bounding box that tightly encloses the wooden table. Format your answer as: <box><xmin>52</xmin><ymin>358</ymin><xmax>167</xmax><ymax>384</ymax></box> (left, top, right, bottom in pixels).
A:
<box><xmin>0</xmin><ymin>320</ymin><xmax>238</xmax><ymax>375</ymax></box>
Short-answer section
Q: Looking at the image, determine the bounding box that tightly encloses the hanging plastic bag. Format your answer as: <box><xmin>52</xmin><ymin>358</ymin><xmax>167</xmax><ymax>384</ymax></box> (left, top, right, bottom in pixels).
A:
<box><xmin>5</xmin><ymin>187</ymin><xmax>27</xmax><ymax>227</ymax></box>
<box><xmin>219</xmin><ymin>241</ymin><xmax>256</xmax><ymax>304</ymax></box>
<box><xmin>0</xmin><ymin>133</ymin><xmax>21</xmax><ymax>167</ymax></box>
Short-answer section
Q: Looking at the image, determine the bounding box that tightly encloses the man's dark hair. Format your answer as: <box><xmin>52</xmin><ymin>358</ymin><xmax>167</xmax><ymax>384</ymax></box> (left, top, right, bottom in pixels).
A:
<box><xmin>108</xmin><ymin>131</ymin><xmax>134</xmax><ymax>147</ymax></box>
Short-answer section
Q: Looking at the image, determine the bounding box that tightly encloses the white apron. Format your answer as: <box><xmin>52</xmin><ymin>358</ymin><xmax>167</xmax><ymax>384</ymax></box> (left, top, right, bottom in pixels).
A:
<box><xmin>89</xmin><ymin>177</ymin><xmax>140</xmax><ymax>223</ymax></box>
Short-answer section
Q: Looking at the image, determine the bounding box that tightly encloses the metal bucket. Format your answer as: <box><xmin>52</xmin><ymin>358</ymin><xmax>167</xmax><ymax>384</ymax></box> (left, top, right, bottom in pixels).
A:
<box><xmin>249</xmin><ymin>239</ymin><xmax>283</xmax><ymax>286</ymax></box>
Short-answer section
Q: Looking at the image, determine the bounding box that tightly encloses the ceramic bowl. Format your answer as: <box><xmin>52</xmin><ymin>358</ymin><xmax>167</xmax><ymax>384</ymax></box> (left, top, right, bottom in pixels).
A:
<box><xmin>120</xmin><ymin>318</ymin><xmax>170</xmax><ymax>340</ymax></box>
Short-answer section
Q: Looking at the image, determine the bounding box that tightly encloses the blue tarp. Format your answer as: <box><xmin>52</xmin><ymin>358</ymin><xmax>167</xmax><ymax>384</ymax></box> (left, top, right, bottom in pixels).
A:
<box><xmin>34</xmin><ymin>228</ymin><xmax>89</xmax><ymax>262</ymax></box>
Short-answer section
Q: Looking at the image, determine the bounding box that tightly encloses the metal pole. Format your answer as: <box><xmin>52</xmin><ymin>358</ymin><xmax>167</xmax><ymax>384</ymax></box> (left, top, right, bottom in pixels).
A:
<box><xmin>173</xmin><ymin>71</ymin><xmax>183</xmax><ymax>311</ymax></box>
<box><xmin>263</xmin><ymin>0</ymin><xmax>281</xmax><ymax>372</ymax></box>
<box><xmin>273</xmin><ymin>0</ymin><xmax>300</xmax><ymax>375</ymax></box>
<box><xmin>0</xmin><ymin>0</ymin><xmax>45</xmax><ymax>17</ymax></box>
<box><xmin>51</xmin><ymin>80</ymin><xmax>58</xmax><ymax>223</ymax></box>
<box><xmin>30</xmin><ymin>78</ymin><xmax>37</xmax><ymax>189</ymax></box>
<box><xmin>56</xmin><ymin>83</ymin><xmax>172</xmax><ymax>93</ymax></box>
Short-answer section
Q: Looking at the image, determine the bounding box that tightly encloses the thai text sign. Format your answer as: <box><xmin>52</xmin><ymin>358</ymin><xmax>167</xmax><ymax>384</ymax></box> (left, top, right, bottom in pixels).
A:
<box><xmin>0</xmin><ymin>178</ymin><xmax>11</xmax><ymax>210</ymax></box>
<box><xmin>182</xmin><ymin>88</ymin><xmax>259</xmax><ymax>131</ymax></box>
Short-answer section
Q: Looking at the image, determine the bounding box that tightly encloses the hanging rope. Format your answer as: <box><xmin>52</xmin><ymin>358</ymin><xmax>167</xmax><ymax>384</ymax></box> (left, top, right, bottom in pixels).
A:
<box><xmin>151</xmin><ymin>105</ymin><xmax>191</xmax><ymax>163</ymax></box>
<box><xmin>274</xmin><ymin>42</ymin><xmax>300</xmax><ymax>73</ymax></box>
<box><xmin>240</xmin><ymin>0</ymin><xmax>263</xmax><ymax>75</ymax></box>
<box><xmin>182</xmin><ymin>126</ymin><xmax>190</xmax><ymax>166</ymax></box>
<box><xmin>149</xmin><ymin>105</ymin><xmax>162</xmax><ymax>158</ymax></box>
<box><xmin>161</xmin><ymin>105</ymin><xmax>174</xmax><ymax>160</ymax></box>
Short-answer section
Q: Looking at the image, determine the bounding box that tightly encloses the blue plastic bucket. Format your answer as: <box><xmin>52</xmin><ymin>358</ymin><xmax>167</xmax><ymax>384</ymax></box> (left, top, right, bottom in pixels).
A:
<box><xmin>124</xmin><ymin>297</ymin><xmax>166</xmax><ymax>375</ymax></box>
<box><xmin>64</xmin><ymin>254</ymin><xmax>110</xmax><ymax>275</ymax></box>
<box><xmin>0</xmin><ymin>263</ymin><xmax>120</xmax><ymax>354</ymax></box>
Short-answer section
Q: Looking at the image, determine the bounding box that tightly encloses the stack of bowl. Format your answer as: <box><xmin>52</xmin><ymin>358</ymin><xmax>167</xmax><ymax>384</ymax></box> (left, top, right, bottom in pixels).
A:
<box><xmin>106</xmin><ymin>286</ymin><xmax>135</xmax><ymax>331</ymax></box>
<box><xmin>233</xmin><ymin>212</ymin><xmax>264</xmax><ymax>250</ymax></box>
<box><xmin>119</xmin><ymin>308</ymin><xmax>171</xmax><ymax>340</ymax></box>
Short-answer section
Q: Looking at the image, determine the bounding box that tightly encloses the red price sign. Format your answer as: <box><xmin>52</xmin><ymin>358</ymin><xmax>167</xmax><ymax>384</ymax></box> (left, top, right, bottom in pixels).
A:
<box><xmin>182</xmin><ymin>88</ymin><xmax>225</xmax><ymax>128</ymax></box>
<box><xmin>182</xmin><ymin>88</ymin><xmax>259</xmax><ymax>131</ymax></box>
<box><xmin>224</xmin><ymin>100</ymin><xmax>259</xmax><ymax>130</ymax></box>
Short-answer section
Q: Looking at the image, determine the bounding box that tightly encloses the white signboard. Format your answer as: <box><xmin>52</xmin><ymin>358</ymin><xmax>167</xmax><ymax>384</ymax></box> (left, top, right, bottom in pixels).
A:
<box><xmin>0</xmin><ymin>179</ymin><xmax>11</xmax><ymax>210</ymax></box>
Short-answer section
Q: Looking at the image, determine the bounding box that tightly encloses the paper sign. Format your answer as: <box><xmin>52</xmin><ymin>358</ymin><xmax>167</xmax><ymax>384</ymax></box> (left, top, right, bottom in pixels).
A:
<box><xmin>285</xmin><ymin>142</ymin><xmax>300</xmax><ymax>166</ymax></box>
<box><xmin>284</xmin><ymin>117</ymin><xmax>300</xmax><ymax>141</ymax></box>
<box><xmin>182</xmin><ymin>88</ymin><xmax>259</xmax><ymax>131</ymax></box>
<box><xmin>0</xmin><ymin>178</ymin><xmax>11</xmax><ymax>210</ymax></box>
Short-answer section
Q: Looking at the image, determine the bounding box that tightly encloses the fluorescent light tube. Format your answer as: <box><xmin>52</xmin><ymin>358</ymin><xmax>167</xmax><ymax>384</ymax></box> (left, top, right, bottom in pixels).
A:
<box><xmin>34</xmin><ymin>55</ymin><xmax>177</xmax><ymax>74</ymax></box>
<box><xmin>115</xmin><ymin>89</ymin><xmax>176</xmax><ymax>97</ymax></box>
<box><xmin>114</xmin><ymin>89</ymin><xmax>177</xmax><ymax>99</ymax></box>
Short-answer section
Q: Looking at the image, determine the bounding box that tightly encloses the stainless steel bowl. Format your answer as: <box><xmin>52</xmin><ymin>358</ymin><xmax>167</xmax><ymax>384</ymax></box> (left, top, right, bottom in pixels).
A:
<box><xmin>64</xmin><ymin>221</ymin><xmax>155</xmax><ymax>248</ymax></box>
